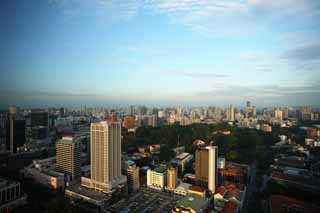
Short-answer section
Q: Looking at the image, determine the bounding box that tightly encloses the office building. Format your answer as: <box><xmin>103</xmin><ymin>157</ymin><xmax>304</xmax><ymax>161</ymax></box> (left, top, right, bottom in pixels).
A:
<box><xmin>6</xmin><ymin>107</ymin><xmax>25</xmax><ymax>153</ymax></box>
<box><xmin>82</xmin><ymin>121</ymin><xmax>126</xmax><ymax>193</ymax></box>
<box><xmin>195</xmin><ymin>143</ymin><xmax>218</xmax><ymax>193</ymax></box>
<box><xmin>56</xmin><ymin>137</ymin><xmax>81</xmax><ymax>183</ymax></box>
<box><xmin>195</xmin><ymin>148</ymin><xmax>209</xmax><ymax>183</ymax></box>
<box><xmin>166</xmin><ymin>166</ymin><xmax>178</xmax><ymax>191</ymax></box>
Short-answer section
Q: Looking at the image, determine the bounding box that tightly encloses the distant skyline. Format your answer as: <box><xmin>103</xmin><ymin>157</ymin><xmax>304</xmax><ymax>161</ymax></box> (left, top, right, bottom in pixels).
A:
<box><xmin>1</xmin><ymin>0</ymin><xmax>320</xmax><ymax>108</ymax></box>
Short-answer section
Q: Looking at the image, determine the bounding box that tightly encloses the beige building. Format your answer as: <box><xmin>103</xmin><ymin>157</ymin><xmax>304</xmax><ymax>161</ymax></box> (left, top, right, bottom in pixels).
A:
<box><xmin>166</xmin><ymin>166</ymin><xmax>178</xmax><ymax>191</ymax></box>
<box><xmin>195</xmin><ymin>148</ymin><xmax>209</xmax><ymax>183</ymax></box>
<box><xmin>147</xmin><ymin>166</ymin><xmax>167</xmax><ymax>190</ymax></box>
<box><xmin>82</xmin><ymin>121</ymin><xmax>126</xmax><ymax>193</ymax></box>
<box><xmin>56</xmin><ymin>137</ymin><xmax>81</xmax><ymax>183</ymax></box>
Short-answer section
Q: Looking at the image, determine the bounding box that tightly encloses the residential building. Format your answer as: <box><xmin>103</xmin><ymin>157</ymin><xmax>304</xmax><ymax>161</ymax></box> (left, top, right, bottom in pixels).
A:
<box><xmin>82</xmin><ymin>121</ymin><xmax>126</xmax><ymax>193</ymax></box>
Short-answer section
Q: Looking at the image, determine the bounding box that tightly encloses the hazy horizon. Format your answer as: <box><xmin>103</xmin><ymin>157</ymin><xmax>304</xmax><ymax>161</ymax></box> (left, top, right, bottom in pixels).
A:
<box><xmin>1</xmin><ymin>0</ymin><xmax>320</xmax><ymax>107</ymax></box>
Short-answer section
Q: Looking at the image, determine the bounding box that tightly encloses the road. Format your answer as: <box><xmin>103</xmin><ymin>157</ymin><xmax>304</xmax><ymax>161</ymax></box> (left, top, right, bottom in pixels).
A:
<box><xmin>242</xmin><ymin>161</ymin><xmax>259</xmax><ymax>213</ymax></box>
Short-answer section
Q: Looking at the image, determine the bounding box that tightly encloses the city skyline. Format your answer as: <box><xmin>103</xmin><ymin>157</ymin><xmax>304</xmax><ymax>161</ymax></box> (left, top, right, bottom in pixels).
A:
<box><xmin>1</xmin><ymin>0</ymin><xmax>320</xmax><ymax>107</ymax></box>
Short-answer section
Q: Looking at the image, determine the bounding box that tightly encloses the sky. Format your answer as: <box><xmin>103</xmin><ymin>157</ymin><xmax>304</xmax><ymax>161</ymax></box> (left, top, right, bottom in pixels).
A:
<box><xmin>1</xmin><ymin>0</ymin><xmax>320</xmax><ymax>108</ymax></box>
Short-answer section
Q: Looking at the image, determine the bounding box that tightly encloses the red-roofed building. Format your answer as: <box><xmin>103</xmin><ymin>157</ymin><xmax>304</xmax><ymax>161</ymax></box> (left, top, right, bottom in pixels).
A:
<box><xmin>269</xmin><ymin>195</ymin><xmax>320</xmax><ymax>213</ymax></box>
<box><xmin>107</xmin><ymin>116</ymin><xmax>117</xmax><ymax>123</ymax></box>
<box><xmin>270</xmin><ymin>171</ymin><xmax>320</xmax><ymax>193</ymax></box>
<box><xmin>219</xmin><ymin>165</ymin><xmax>248</xmax><ymax>184</ymax></box>
<box><xmin>189</xmin><ymin>185</ymin><xmax>206</xmax><ymax>197</ymax></box>
<box><xmin>214</xmin><ymin>181</ymin><xmax>246</xmax><ymax>213</ymax></box>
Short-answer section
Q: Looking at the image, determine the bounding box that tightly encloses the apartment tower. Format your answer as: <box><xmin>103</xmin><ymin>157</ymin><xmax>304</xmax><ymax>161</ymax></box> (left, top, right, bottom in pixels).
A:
<box><xmin>56</xmin><ymin>137</ymin><xmax>81</xmax><ymax>183</ymax></box>
<box><xmin>89</xmin><ymin>121</ymin><xmax>126</xmax><ymax>192</ymax></box>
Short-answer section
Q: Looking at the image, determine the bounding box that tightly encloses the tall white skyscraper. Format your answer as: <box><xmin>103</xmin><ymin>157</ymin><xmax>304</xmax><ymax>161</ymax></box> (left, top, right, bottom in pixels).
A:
<box><xmin>227</xmin><ymin>104</ymin><xmax>234</xmax><ymax>122</ymax></box>
<box><xmin>206</xmin><ymin>144</ymin><xmax>218</xmax><ymax>193</ymax></box>
<box><xmin>82</xmin><ymin>121</ymin><xmax>126</xmax><ymax>193</ymax></box>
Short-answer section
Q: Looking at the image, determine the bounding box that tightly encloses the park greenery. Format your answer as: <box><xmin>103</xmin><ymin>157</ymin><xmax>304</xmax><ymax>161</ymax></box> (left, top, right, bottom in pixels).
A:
<box><xmin>122</xmin><ymin>123</ymin><xmax>286</xmax><ymax>165</ymax></box>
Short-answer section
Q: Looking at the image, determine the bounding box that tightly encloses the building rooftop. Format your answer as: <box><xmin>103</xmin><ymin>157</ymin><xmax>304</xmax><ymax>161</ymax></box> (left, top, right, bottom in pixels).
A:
<box><xmin>57</xmin><ymin>137</ymin><xmax>77</xmax><ymax>145</ymax></box>
<box><xmin>66</xmin><ymin>184</ymin><xmax>110</xmax><ymax>201</ymax></box>
<box><xmin>154</xmin><ymin>166</ymin><xmax>167</xmax><ymax>173</ymax></box>
<box><xmin>175</xmin><ymin>194</ymin><xmax>208</xmax><ymax>212</ymax></box>
<box><xmin>270</xmin><ymin>195</ymin><xmax>320</xmax><ymax>213</ymax></box>
<box><xmin>189</xmin><ymin>185</ymin><xmax>206</xmax><ymax>193</ymax></box>
<box><xmin>175</xmin><ymin>152</ymin><xmax>191</xmax><ymax>160</ymax></box>
<box><xmin>175</xmin><ymin>182</ymin><xmax>191</xmax><ymax>192</ymax></box>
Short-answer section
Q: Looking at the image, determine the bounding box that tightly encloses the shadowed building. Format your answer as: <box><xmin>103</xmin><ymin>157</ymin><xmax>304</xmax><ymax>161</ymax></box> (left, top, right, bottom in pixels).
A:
<box><xmin>56</xmin><ymin>137</ymin><xmax>81</xmax><ymax>184</ymax></box>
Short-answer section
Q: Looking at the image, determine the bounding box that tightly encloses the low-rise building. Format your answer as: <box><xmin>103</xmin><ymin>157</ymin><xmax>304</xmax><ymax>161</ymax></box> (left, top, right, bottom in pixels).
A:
<box><xmin>171</xmin><ymin>152</ymin><xmax>193</xmax><ymax>176</ymax></box>
<box><xmin>174</xmin><ymin>182</ymin><xmax>191</xmax><ymax>196</ymax></box>
<box><xmin>269</xmin><ymin>195</ymin><xmax>320</xmax><ymax>213</ymax></box>
<box><xmin>0</xmin><ymin>177</ymin><xmax>27</xmax><ymax>212</ymax></box>
<box><xmin>171</xmin><ymin>193</ymin><xmax>210</xmax><ymax>213</ymax></box>
<box><xmin>22</xmin><ymin>158</ymin><xmax>65</xmax><ymax>190</ymax></box>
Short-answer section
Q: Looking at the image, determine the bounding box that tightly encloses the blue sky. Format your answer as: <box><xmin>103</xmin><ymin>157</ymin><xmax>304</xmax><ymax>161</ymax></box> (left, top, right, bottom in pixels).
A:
<box><xmin>1</xmin><ymin>0</ymin><xmax>320</xmax><ymax>107</ymax></box>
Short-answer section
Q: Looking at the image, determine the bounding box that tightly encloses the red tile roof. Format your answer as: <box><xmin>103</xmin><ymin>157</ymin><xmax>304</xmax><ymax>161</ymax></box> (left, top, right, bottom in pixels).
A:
<box><xmin>222</xmin><ymin>201</ymin><xmax>237</xmax><ymax>213</ymax></box>
<box><xmin>270</xmin><ymin>195</ymin><xmax>320</xmax><ymax>213</ymax></box>
<box><xmin>189</xmin><ymin>185</ymin><xmax>205</xmax><ymax>193</ymax></box>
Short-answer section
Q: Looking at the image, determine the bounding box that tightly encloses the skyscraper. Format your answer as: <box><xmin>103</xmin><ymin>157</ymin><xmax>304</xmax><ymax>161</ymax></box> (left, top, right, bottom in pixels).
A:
<box><xmin>195</xmin><ymin>143</ymin><xmax>218</xmax><ymax>193</ymax></box>
<box><xmin>56</xmin><ymin>137</ymin><xmax>81</xmax><ymax>183</ymax></box>
<box><xmin>195</xmin><ymin>148</ymin><xmax>209</xmax><ymax>183</ymax></box>
<box><xmin>87</xmin><ymin>121</ymin><xmax>126</xmax><ymax>192</ymax></box>
<box><xmin>206</xmin><ymin>144</ymin><xmax>218</xmax><ymax>193</ymax></box>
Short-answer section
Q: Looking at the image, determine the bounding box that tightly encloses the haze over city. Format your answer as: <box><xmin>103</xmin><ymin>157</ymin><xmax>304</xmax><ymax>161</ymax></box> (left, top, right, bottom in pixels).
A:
<box><xmin>1</xmin><ymin>0</ymin><xmax>320</xmax><ymax>107</ymax></box>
